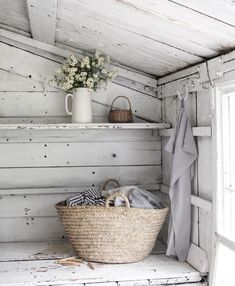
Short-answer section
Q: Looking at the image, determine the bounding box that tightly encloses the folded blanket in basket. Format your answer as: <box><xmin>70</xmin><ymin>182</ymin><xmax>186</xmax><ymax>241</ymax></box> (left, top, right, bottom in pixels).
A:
<box><xmin>66</xmin><ymin>188</ymin><xmax>105</xmax><ymax>207</ymax></box>
<box><xmin>102</xmin><ymin>186</ymin><xmax>165</xmax><ymax>209</ymax></box>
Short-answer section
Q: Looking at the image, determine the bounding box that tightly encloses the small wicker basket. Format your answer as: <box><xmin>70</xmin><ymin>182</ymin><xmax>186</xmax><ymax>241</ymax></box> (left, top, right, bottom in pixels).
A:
<box><xmin>108</xmin><ymin>96</ymin><xmax>133</xmax><ymax>123</ymax></box>
<box><xmin>56</xmin><ymin>183</ymin><xmax>168</xmax><ymax>264</ymax></box>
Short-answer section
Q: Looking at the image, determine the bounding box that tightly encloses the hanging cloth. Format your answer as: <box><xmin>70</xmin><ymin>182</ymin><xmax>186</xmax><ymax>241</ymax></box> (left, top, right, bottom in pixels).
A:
<box><xmin>165</xmin><ymin>96</ymin><xmax>198</xmax><ymax>262</ymax></box>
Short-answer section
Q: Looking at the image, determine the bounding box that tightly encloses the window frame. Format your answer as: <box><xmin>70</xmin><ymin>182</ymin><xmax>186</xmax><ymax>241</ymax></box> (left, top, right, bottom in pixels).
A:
<box><xmin>210</xmin><ymin>81</ymin><xmax>235</xmax><ymax>285</ymax></box>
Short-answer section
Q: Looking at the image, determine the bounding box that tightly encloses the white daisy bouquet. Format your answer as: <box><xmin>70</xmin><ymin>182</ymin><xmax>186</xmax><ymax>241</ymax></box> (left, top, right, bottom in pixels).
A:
<box><xmin>49</xmin><ymin>50</ymin><xmax>118</xmax><ymax>92</ymax></box>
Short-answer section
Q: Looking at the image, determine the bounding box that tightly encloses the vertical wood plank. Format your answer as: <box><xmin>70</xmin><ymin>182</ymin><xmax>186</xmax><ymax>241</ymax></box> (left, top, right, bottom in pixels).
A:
<box><xmin>26</xmin><ymin>0</ymin><xmax>57</xmax><ymax>44</ymax></box>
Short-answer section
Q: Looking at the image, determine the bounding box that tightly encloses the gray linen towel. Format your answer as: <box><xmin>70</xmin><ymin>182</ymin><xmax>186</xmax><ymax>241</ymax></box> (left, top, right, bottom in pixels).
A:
<box><xmin>165</xmin><ymin>100</ymin><xmax>198</xmax><ymax>262</ymax></box>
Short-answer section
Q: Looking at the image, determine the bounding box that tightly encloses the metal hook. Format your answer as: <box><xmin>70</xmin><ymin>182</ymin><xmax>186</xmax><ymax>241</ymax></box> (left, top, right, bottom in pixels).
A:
<box><xmin>177</xmin><ymin>83</ymin><xmax>189</xmax><ymax>101</ymax></box>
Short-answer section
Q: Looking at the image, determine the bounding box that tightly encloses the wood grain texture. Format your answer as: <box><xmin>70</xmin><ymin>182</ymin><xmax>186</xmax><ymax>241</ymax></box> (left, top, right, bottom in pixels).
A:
<box><xmin>26</xmin><ymin>0</ymin><xmax>57</xmax><ymax>44</ymax></box>
<box><xmin>0</xmin><ymin>29</ymin><xmax>158</xmax><ymax>96</ymax></box>
<box><xmin>0</xmin><ymin>42</ymin><xmax>161</xmax><ymax>122</ymax></box>
<box><xmin>0</xmin><ymin>165</ymin><xmax>161</xmax><ymax>189</ymax></box>
<box><xmin>0</xmin><ymin>253</ymin><xmax>202</xmax><ymax>285</ymax></box>
<box><xmin>1</xmin><ymin>0</ymin><xmax>235</xmax><ymax>76</ymax></box>
<box><xmin>0</xmin><ymin>141</ymin><xmax>161</xmax><ymax>167</ymax></box>
<box><xmin>0</xmin><ymin>0</ymin><xmax>30</xmax><ymax>33</ymax></box>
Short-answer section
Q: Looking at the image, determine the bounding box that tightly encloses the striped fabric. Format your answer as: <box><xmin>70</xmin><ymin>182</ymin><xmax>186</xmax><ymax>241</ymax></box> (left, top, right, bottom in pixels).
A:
<box><xmin>66</xmin><ymin>188</ymin><xmax>105</xmax><ymax>207</ymax></box>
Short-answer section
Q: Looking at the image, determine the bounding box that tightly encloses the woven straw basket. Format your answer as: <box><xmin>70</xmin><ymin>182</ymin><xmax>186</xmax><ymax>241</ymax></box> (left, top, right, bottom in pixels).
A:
<box><xmin>108</xmin><ymin>96</ymin><xmax>133</xmax><ymax>123</ymax></box>
<box><xmin>56</xmin><ymin>192</ymin><xmax>168</xmax><ymax>264</ymax></box>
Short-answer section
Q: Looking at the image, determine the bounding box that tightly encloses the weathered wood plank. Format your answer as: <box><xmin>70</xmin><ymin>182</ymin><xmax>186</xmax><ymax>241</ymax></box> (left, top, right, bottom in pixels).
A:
<box><xmin>0</xmin><ymin>183</ymin><xmax>161</xmax><ymax>196</ymax></box>
<box><xmin>0</xmin><ymin>254</ymin><xmax>202</xmax><ymax>285</ymax></box>
<box><xmin>0</xmin><ymin>141</ymin><xmax>161</xmax><ymax>167</ymax></box>
<box><xmin>0</xmin><ymin>70</ymin><xmax>43</xmax><ymax>91</ymax></box>
<box><xmin>57</xmin><ymin>2</ymin><xmax>203</xmax><ymax>76</ymax></box>
<box><xmin>26</xmin><ymin>0</ymin><xmax>57</xmax><ymax>44</ymax></box>
<box><xmin>0</xmin><ymin>123</ymin><xmax>169</xmax><ymax>131</ymax></box>
<box><xmin>0</xmin><ymin>240</ymin><xmax>165</xmax><ymax>262</ymax></box>
<box><xmin>0</xmin><ymin>165</ymin><xmax>161</xmax><ymax>189</ymax></box>
<box><xmin>186</xmin><ymin>243</ymin><xmax>209</xmax><ymax>274</ymax></box>
<box><xmin>0</xmin><ymin>193</ymin><xmax>76</xmax><ymax>218</ymax></box>
<box><xmin>0</xmin><ymin>241</ymin><xmax>75</xmax><ymax>261</ymax></box>
<box><xmin>172</xmin><ymin>0</ymin><xmax>235</xmax><ymax>27</ymax></box>
<box><xmin>58</xmin><ymin>0</ymin><xmax>212</xmax><ymax>60</ymax></box>
<box><xmin>0</xmin><ymin>129</ymin><xmax>160</xmax><ymax>143</ymax></box>
<box><xmin>0</xmin><ymin>0</ymin><xmax>30</xmax><ymax>34</ymax></box>
<box><xmin>0</xmin><ymin>216</ymin><xmax>65</xmax><ymax>241</ymax></box>
<box><xmin>0</xmin><ymin>115</ymin><xmax>148</xmax><ymax>125</ymax></box>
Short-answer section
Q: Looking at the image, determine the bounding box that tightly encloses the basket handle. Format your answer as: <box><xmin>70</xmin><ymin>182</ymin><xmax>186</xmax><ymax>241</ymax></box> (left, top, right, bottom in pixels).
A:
<box><xmin>105</xmin><ymin>192</ymin><xmax>130</xmax><ymax>209</ymax></box>
<box><xmin>110</xmin><ymin>96</ymin><xmax>132</xmax><ymax>111</ymax></box>
<box><xmin>101</xmin><ymin>178</ymin><xmax>121</xmax><ymax>191</ymax></box>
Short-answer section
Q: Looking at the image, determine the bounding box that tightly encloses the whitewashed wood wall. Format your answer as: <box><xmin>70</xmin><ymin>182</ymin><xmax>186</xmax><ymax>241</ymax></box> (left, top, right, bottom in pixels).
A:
<box><xmin>0</xmin><ymin>41</ymin><xmax>163</xmax><ymax>242</ymax></box>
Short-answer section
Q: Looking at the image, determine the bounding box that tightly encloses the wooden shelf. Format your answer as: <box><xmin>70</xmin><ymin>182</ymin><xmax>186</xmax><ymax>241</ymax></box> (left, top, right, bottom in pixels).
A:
<box><xmin>0</xmin><ymin>241</ymin><xmax>202</xmax><ymax>286</ymax></box>
<box><xmin>0</xmin><ymin>123</ymin><xmax>171</xmax><ymax>130</ymax></box>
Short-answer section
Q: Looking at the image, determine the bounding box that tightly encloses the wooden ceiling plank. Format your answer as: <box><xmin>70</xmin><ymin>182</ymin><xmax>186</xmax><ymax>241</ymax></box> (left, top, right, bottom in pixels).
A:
<box><xmin>26</xmin><ymin>0</ymin><xmax>57</xmax><ymax>44</ymax></box>
<box><xmin>58</xmin><ymin>0</ymin><xmax>216</xmax><ymax>57</ymax></box>
<box><xmin>117</xmin><ymin>0</ymin><xmax>235</xmax><ymax>48</ymax></box>
<box><xmin>56</xmin><ymin>1</ymin><xmax>205</xmax><ymax>75</ymax></box>
<box><xmin>0</xmin><ymin>0</ymin><xmax>30</xmax><ymax>33</ymax></box>
<box><xmin>170</xmin><ymin>0</ymin><xmax>235</xmax><ymax>27</ymax></box>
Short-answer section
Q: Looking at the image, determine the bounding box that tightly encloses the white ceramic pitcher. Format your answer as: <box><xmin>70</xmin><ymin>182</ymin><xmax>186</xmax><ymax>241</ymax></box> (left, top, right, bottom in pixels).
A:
<box><xmin>65</xmin><ymin>88</ymin><xmax>92</xmax><ymax>123</ymax></box>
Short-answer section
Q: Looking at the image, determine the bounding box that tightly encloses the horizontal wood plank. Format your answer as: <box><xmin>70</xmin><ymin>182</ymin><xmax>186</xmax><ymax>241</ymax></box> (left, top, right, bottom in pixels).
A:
<box><xmin>0</xmin><ymin>240</ymin><xmax>166</xmax><ymax>262</ymax></box>
<box><xmin>0</xmin><ymin>165</ymin><xmax>161</xmax><ymax>189</ymax></box>
<box><xmin>0</xmin><ymin>184</ymin><xmax>161</xmax><ymax>195</ymax></box>
<box><xmin>0</xmin><ymin>141</ymin><xmax>161</xmax><ymax>167</ymax></box>
<box><xmin>0</xmin><ymin>129</ymin><xmax>160</xmax><ymax>143</ymax></box>
<box><xmin>0</xmin><ymin>123</ymin><xmax>170</xmax><ymax>130</ymax></box>
<box><xmin>0</xmin><ymin>216</ymin><xmax>65</xmax><ymax>241</ymax></box>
